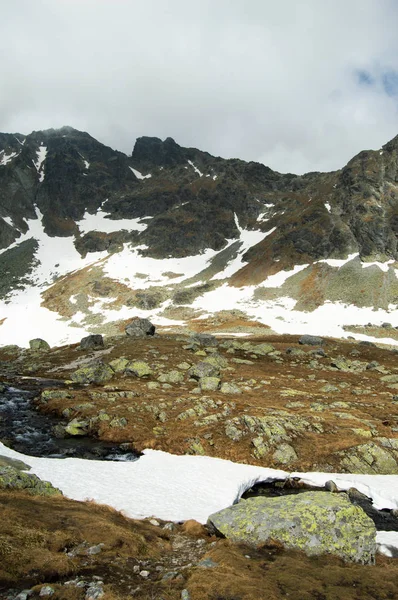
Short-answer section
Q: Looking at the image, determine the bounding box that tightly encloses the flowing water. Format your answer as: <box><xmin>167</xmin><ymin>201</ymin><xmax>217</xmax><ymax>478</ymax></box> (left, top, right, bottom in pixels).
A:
<box><xmin>0</xmin><ymin>381</ymin><xmax>139</xmax><ymax>461</ymax></box>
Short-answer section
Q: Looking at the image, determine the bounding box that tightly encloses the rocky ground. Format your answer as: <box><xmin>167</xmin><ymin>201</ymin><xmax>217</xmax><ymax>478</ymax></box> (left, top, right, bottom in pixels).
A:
<box><xmin>1</xmin><ymin>325</ymin><xmax>398</xmax><ymax>599</ymax></box>
<box><xmin>1</xmin><ymin>329</ymin><xmax>398</xmax><ymax>473</ymax></box>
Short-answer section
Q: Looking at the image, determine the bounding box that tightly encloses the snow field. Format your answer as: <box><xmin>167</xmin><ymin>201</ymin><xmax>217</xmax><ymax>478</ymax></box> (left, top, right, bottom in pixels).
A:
<box><xmin>0</xmin><ymin>442</ymin><xmax>396</xmax><ymax>556</ymax></box>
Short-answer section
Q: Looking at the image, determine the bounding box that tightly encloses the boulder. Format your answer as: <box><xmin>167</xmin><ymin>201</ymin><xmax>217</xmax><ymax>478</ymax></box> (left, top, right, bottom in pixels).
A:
<box><xmin>126</xmin><ymin>360</ymin><xmax>153</xmax><ymax>377</ymax></box>
<box><xmin>64</xmin><ymin>418</ymin><xmax>89</xmax><ymax>436</ymax></box>
<box><xmin>0</xmin><ymin>455</ymin><xmax>31</xmax><ymax>471</ymax></box>
<box><xmin>71</xmin><ymin>361</ymin><xmax>115</xmax><ymax>384</ymax></box>
<box><xmin>299</xmin><ymin>335</ymin><xmax>324</xmax><ymax>346</ymax></box>
<box><xmin>0</xmin><ymin>466</ymin><xmax>62</xmax><ymax>496</ymax></box>
<box><xmin>125</xmin><ymin>318</ymin><xmax>155</xmax><ymax>337</ymax></box>
<box><xmin>199</xmin><ymin>377</ymin><xmax>221</xmax><ymax>391</ymax></box>
<box><xmin>80</xmin><ymin>334</ymin><xmax>104</xmax><ymax>350</ymax></box>
<box><xmin>190</xmin><ymin>333</ymin><xmax>218</xmax><ymax>347</ymax></box>
<box><xmin>29</xmin><ymin>338</ymin><xmax>50</xmax><ymax>351</ymax></box>
<box><xmin>207</xmin><ymin>491</ymin><xmax>376</xmax><ymax>564</ymax></box>
<box><xmin>188</xmin><ymin>361</ymin><xmax>220</xmax><ymax>380</ymax></box>
<box><xmin>220</xmin><ymin>382</ymin><xmax>241</xmax><ymax>394</ymax></box>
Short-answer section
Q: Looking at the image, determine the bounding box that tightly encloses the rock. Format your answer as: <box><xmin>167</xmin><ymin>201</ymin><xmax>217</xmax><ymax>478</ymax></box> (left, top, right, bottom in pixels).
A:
<box><xmin>220</xmin><ymin>382</ymin><xmax>241</xmax><ymax>394</ymax></box>
<box><xmin>188</xmin><ymin>361</ymin><xmax>220</xmax><ymax>380</ymax></box>
<box><xmin>199</xmin><ymin>376</ymin><xmax>221</xmax><ymax>391</ymax></box>
<box><xmin>126</xmin><ymin>360</ymin><xmax>153</xmax><ymax>377</ymax></box>
<box><xmin>181</xmin><ymin>591</ymin><xmax>190</xmax><ymax>600</ymax></box>
<box><xmin>39</xmin><ymin>587</ymin><xmax>54</xmax><ymax>597</ymax></box>
<box><xmin>299</xmin><ymin>335</ymin><xmax>324</xmax><ymax>346</ymax></box>
<box><xmin>65</xmin><ymin>418</ymin><xmax>89</xmax><ymax>436</ymax></box>
<box><xmin>125</xmin><ymin>317</ymin><xmax>155</xmax><ymax>337</ymax></box>
<box><xmin>190</xmin><ymin>333</ymin><xmax>218</xmax><ymax>347</ymax></box>
<box><xmin>207</xmin><ymin>491</ymin><xmax>376</xmax><ymax>564</ymax></box>
<box><xmin>197</xmin><ymin>558</ymin><xmax>219</xmax><ymax>568</ymax></box>
<box><xmin>108</xmin><ymin>357</ymin><xmax>130</xmax><ymax>372</ymax></box>
<box><xmin>250</xmin><ymin>343</ymin><xmax>275</xmax><ymax>355</ymax></box>
<box><xmin>80</xmin><ymin>334</ymin><xmax>104</xmax><ymax>350</ymax></box>
<box><xmin>0</xmin><ymin>466</ymin><xmax>62</xmax><ymax>496</ymax></box>
<box><xmin>380</xmin><ymin>374</ymin><xmax>398</xmax><ymax>383</ymax></box>
<box><xmin>29</xmin><ymin>338</ymin><xmax>50</xmax><ymax>351</ymax></box>
<box><xmin>252</xmin><ymin>436</ymin><xmax>269</xmax><ymax>458</ymax></box>
<box><xmin>324</xmin><ymin>480</ymin><xmax>338</xmax><ymax>492</ymax></box>
<box><xmin>0</xmin><ymin>455</ymin><xmax>31</xmax><ymax>471</ymax></box>
<box><xmin>71</xmin><ymin>361</ymin><xmax>115</xmax><ymax>384</ymax></box>
<box><xmin>109</xmin><ymin>416</ymin><xmax>128</xmax><ymax>428</ymax></box>
<box><xmin>85</xmin><ymin>582</ymin><xmax>104</xmax><ymax>600</ymax></box>
<box><xmin>157</xmin><ymin>370</ymin><xmax>184</xmax><ymax>384</ymax></box>
<box><xmin>320</xmin><ymin>383</ymin><xmax>339</xmax><ymax>393</ymax></box>
<box><xmin>273</xmin><ymin>443</ymin><xmax>298</xmax><ymax>465</ymax></box>
<box><xmin>203</xmin><ymin>354</ymin><xmax>228</xmax><ymax>368</ymax></box>
<box><xmin>339</xmin><ymin>442</ymin><xmax>398</xmax><ymax>474</ymax></box>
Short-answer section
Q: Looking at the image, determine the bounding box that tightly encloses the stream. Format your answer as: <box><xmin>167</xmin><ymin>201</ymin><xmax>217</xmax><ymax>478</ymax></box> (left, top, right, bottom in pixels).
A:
<box><xmin>0</xmin><ymin>381</ymin><xmax>139</xmax><ymax>461</ymax></box>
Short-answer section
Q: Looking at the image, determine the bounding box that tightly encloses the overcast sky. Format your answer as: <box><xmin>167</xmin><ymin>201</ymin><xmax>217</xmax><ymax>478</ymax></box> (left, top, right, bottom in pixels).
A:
<box><xmin>2</xmin><ymin>0</ymin><xmax>398</xmax><ymax>174</ymax></box>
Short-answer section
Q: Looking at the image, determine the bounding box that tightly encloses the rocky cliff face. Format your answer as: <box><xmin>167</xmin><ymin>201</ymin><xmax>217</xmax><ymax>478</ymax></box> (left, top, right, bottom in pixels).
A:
<box><xmin>1</xmin><ymin>127</ymin><xmax>397</xmax><ymax>263</ymax></box>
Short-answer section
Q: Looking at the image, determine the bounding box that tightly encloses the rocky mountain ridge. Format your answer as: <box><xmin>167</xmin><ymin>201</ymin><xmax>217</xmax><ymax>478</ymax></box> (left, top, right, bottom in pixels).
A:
<box><xmin>0</xmin><ymin>127</ymin><xmax>397</xmax><ymax>347</ymax></box>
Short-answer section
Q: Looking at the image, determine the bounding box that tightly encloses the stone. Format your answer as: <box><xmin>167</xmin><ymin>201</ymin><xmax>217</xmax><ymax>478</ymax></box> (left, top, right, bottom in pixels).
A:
<box><xmin>125</xmin><ymin>317</ymin><xmax>155</xmax><ymax>337</ymax></box>
<box><xmin>299</xmin><ymin>335</ymin><xmax>324</xmax><ymax>346</ymax></box>
<box><xmin>207</xmin><ymin>491</ymin><xmax>376</xmax><ymax>564</ymax></box>
<box><xmin>220</xmin><ymin>382</ymin><xmax>241</xmax><ymax>394</ymax></box>
<box><xmin>157</xmin><ymin>369</ymin><xmax>184</xmax><ymax>384</ymax></box>
<box><xmin>203</xmin><ymin>354</ymin><xmax>228</xmax><ymax>368</ymax></box>
<box><xmin>273</xmin><ymin>443</ymin><xmax>298</xmax><ymax>465</ymax></box>
<box><xmin>108</xmin><ymin>357</ymin><xmax>130</xmax><ymax>373</ymax></box>
<box><xmin>0</xmin><ymin>455</ymin><xmax>31</xmax><ymax>471</ymax></box>
<box><xmin>71</xmin><ymin>361</ymin><xmax>114</xmax><ymax>384</ymax></box>
<box><xmin>39</xmin><ymin>587</ymin><xmax>54</xmax><ymax>597</ymax></box>
<box><xmin>0</xmin><ymin>466</ymin><xmax>61</xmax><ymax>496</ymax></box>
<box><xmin>126</xmin><ymin>360</ymin><xmax>153</xmax><ymax>377</ymax></box>
<box><xmin>65</xmin><ymin>418</ymin><xmax>88</xmax><ymax>436</ymax></box>
<box><xmin>80</xmin><ymin>334</ymin><xmax>104</xmax><ymax>350</ymax></box>
<box><xmin>190</xmin><ymin>332</ymin><xmax>218</xmax><ymax>347</ymax></box>
<box><xmin>250</xmin><ymin>343</ymin><xmax>275</xmax><ymax>355</ymax></box>
<box><xmin>199</xmin><ymin>376</ymin><xmax>221</xmax><ymax>391</ymax></box>
<box><xmin>188</xmin><ymin>361</ymin><xmax>220</xmax><ymax>380</ymax></box>
<box><xmin>29</xmin><ymin>338</ymin><xmax>50</xmax><ymax>351</ymax></box>
<box><xmin>324</xmin><ymin>480</ymin><xmax>338</xmax><ymax>492</ymax></box>
<box><xmin>252</xmin><ymin>436</ymin><xmax>268</xmax><ymax>458</ymax></box>
<box><xmin>380</xmin><ymin>374</ymin><xmax>398</xmax><ymax>383</ymax></box>
<box><xmin>339</xmin><ymin>442</ymin><xmax>398</xmax><ymax>474</ymax></box>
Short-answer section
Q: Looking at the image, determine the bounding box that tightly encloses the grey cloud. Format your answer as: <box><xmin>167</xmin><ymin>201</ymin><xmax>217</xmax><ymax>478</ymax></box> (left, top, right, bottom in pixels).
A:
<box><xmin>1</xmin><ymin>0</ymin><xmax>398</xmax><ymax>173</ymax></box>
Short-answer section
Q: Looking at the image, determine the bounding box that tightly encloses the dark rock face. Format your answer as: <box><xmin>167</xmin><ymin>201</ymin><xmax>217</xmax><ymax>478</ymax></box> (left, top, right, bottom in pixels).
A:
<box><xmin>125</xmin><ymin>318</ymin><xmax>156</xmax><ymax>337</ymax></box>
<box><xmin>80</xmin><ymin>334</ymin><xmax>104</xmax><ymax>351</ymax></box>
<box><xmin>1</xmin><ymin>126</ymin><xmax>398</xmax><ymax>291</ymax></box>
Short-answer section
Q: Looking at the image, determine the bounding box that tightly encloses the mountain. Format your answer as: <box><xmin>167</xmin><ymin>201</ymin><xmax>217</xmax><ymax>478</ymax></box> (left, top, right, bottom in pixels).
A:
<box><xmin>0</xmin><ymin>126</ymin><xmax>397</xmax><ymax>347</ymax></box>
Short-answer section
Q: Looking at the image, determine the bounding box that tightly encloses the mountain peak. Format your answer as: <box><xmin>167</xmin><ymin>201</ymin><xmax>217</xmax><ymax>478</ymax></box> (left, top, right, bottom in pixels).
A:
<box><xmin>132</xmin><ymin>135</ymin><xmax>185</xmax><ymax>167</ymax></box>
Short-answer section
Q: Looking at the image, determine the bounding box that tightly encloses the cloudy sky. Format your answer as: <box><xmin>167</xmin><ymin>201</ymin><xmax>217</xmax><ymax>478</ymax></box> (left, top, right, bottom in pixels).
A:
<box><xmin>2</xmin><ymin>0</ymin><xmax>398</xmax><ymax>174</ymax></box>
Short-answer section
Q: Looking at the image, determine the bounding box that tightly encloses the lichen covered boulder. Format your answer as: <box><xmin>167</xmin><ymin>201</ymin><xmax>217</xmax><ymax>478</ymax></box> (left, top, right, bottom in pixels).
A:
<box><xmin>126</xmin><ymin>360</ymin><xmax>153</xmax><ymax>377</ymax></box>
<box><xmin>71</xmin><ymin>361</ymin><xmax>114</xmax><ymax>384</ymax></box>
<box><xmin>0</xmin><ymin>466</ymin><xmax>62</xmax><ymax>496</ymax></box>
<box><xmin>207</xmin><ymin>491</ymin><xmax>376</xmax><ymax>564</ymax></box>
<box><xmin>188</xmin><ymin>361</ymin><xmax>220</xmax><ymax>380</ymax></box>
<box><xmin>29</xmin><ymin>338</ymin><xmax>50</xmax><ymax>351</ymax></box>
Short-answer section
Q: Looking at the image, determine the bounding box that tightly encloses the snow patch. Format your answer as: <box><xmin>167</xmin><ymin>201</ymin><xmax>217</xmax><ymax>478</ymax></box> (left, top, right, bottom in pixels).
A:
<box><xmin>187</xmin><ymin>160</ymin><xmax>203</xmax><ymax>177</ymax></box>
<box><xmin>0</xmin><ymin>441</ymin><xmax>396</xmax><ymax>556</ymax></box>
<box><xmin>0</xmin><ymin>150</ymin><xmax>19</xmax><ymax>166</ymax></box>
<box><xmin>77</xmin><ymin>209</ymin><xmax>148</xmax><ymax>235</ymax></box>
<box><xmin>33</xmin><ymin>146</ymin><xmax>47</xmax><ymax>182</ymax></box>
<box><xmin>129</xmin><ymin>166</ymin><xmax>152</xmax><ymax>180</ymax></box>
